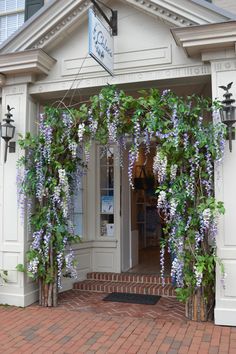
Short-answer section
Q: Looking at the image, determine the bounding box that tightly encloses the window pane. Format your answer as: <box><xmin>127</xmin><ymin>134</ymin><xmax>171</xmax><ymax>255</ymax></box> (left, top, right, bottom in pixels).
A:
<box><xmin>100</xmin><ymin>146</ymin><xmax>115</xmax><ymax>237</ymax></box>
<box><xmin>74</xmin><ymin>214</ymin><xmax>83</xmax><ymax>235</ymax></box>
<box><xmin>74</xmin><ymin>189</ymin><xmax>83</xmax><ymax>213</ymax></box>
<box><xmin>73</xmin><ymin>184</ymin><xmax>83</xmax><ymax>237</ymax></box>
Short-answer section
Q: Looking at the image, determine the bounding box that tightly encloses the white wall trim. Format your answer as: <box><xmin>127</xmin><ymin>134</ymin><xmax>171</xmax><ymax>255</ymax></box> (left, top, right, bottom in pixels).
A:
<box><xmin>215</xmin><ymin>308</ymin><xmax>236</xmax><ymax>326</ymax></box>
<box><xmin>0</xmin><ymin>289</ymin><xmax>38</xmax><ymax>307</ymax></box>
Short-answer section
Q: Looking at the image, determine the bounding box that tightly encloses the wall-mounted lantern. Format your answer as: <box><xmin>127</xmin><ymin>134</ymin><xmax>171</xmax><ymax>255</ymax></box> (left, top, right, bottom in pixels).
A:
<box><xmin>219</xmin><ymin>82</ymin><xmax>236</xmax><ymax>152</ymax></box>
<box><xmin>0</xmin><ymin>105</ymin><xmax>16</xmax><ymax>163</ymax></box>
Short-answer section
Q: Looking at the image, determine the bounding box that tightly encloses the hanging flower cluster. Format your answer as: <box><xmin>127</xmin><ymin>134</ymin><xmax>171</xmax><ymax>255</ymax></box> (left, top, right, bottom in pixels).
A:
<box><xmin>17</xmin><ymin>107</ymin><xmax>85</xmax><ymax>305</ymax></box>
<box><xmin>16</xmin><ymin>86</ymin><xmax>226</xmax><ymax>307</ymax></box>
<box><xmin>145</xmin><ymin>93</ymin><xmax>226</xmax><ymax>303</ymax></box>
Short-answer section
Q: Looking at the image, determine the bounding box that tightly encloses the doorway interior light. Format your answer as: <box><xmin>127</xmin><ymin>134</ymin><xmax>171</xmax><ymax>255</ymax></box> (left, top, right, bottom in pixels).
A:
<box><xmin>0</xmin><ymin>105</ymin><xmax>16</xmax><ymax>163</ymax></box>
<box><xmin>219</xmin><ymin>82</ymin><xmax>236</xmax><ymax>152</ymax></box>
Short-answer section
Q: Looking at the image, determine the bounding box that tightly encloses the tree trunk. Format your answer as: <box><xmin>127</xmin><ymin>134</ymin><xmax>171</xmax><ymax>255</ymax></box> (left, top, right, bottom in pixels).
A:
<box><xmin>38</xmin><ymin>277</ymin><xmax>58</xmax><ymax>307</ymax></box>
<box><xmin>38</xmin><ymin>278</ymin><xmax>42</xmax><ymax>306</ymax></box>
<box><xmin>185</xmin><ymin>287</ymin><xmax>214</xmax><ymax>321</ymax></box>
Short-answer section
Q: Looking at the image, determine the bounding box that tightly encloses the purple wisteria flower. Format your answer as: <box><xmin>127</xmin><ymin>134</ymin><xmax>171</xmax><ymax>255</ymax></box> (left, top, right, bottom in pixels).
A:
<box><xmin>153</xmin><ymin>151</ymin><xmax>167</xmax><ymax>184</ymax></box>
<box><xmin>58</xmin><ymin>168</ymin><xmax>70</xmax><ymax>218</ymax></box>
<box><xmin>194</xmin><ymin>265</ymin><xmax>203</xmax><ymax>287</ymax></box>
<box><xmin>169</xmin><ymin>199</ymin><xmax>178</xmax><ymax>220</ymax></box>
<box><xmin>171</xmin><ymin>106</ymin><xmax>179</xmax><ymax>148</ymax></box>
<box><xmin>78</xmin><ymin>123</ymin><xmax>85</xmax><ymax>142</ymax></box>
<box><xmin>143</xmin><ymin>128</ymin><xmax>151</xmax><ymax>157</ymax></box>
<box><xmin>194</xmin><ymin>140</ymin><xmax>200</xmax><ymax>170</ymax></box>
<box><xmin>88</xmin><ymin>109</ymin><xmax>98</xmax><ymax>137</ymax></box>
<box><xmin>35</xmin><ymin>147</ymin><xmax>45</xmax><ymax>203</ymax></box>
<box><xmin>161</xmin><ymin>89</ymin><xmax>170</xmax><ymax>97</ymax></box>
<box><xmin>171</xmin><ymin>255</ymin><xmax>184</xmax><ymax>288</ymax></box>
<box><xmin>128</xmin><ymin>149</ymin><xmax>137</xmax><ymax>188</ymax></box>
<box><xmin>160</xmin><ymin>244</ymin><xmax>165</xmax><ymax>287</ymax></box>
<box><xmin>200</xmin><ymin>208</ymin><xmax>211</xmax><ymax>232</ymax></box>
<box><xmin>31</xmin><ymin>229</ymin><xmax>44</xmax><ymax>250</ymax></box>
<box><xmin>28</xmin><ymin>257</ymin><xmax>39</xmax><ymax>275</ymax></box>
<box><xmin>183</xmin><ymin>132</ymin><xmax>189</xmax><ymax>151</ymax></box>
<box><xmin>156</xmin><ymin>131</ymin><xmax>172</xmax><ymax>140</ymax></box>
<box><xmin>61</xmin><ymin>112</ymin><xmax>73</xmax><ymax>142</ymax></box>
<box><xmin>69</xmin><ymin>141</ymin><xmax>77</xmax><ymax>159</ymax></box>
<box><xmin>42</xmin><ymin>125</ymin><xmax>53</xmax><ymax>162</ymax></box>
<box><xmin>157</xmin><ymin>191</ymin><xmax>167</xmax><ymax>209</ymax></box>
<box><xmin>57</xmin><ymin>251</ymin><xmax>64</xmax><ymax>288</ymax></box>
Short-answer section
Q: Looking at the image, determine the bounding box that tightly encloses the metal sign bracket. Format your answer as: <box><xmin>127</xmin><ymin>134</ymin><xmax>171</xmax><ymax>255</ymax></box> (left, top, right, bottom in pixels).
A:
<box><xmin>90</xmin><ymin>0</ymin><xmax>118</xmax><ymax>36</ymax></box>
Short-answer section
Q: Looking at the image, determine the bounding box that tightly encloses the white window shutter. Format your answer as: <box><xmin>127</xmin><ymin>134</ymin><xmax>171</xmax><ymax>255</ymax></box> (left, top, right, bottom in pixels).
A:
<box><xmin>0</xmin><ymin>16</ymin><xmax>6</xmax><ymax>43</ymax></box>
<box><xmin>6</xmin><ymin>0</ymin><xmax>17</xmax><ymax>12</ymax></box>
<box><xmin>6</xmin><ymin>14</ymin><xmax>17</xmax><ymax>37</ymax></box>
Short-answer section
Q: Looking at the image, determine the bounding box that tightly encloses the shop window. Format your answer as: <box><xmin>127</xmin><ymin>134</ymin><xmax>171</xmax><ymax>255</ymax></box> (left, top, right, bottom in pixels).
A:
<box><xmin>99</xmin><ymin>147</ymin><xmax>115</xmax><ymax>237</ymax></box>
<box><xmin>73</xmin><ymin>182</ymin><xmax>84</xmax><ymax>237</ymax></box>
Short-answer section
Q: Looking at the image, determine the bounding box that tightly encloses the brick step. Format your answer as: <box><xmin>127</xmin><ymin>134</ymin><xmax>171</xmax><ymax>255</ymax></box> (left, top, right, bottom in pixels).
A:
<box><xmin>73</xmin><ymin>280</ymin><xmax>176</xmax><ymax>297</ymax></box>
<box><xmin>86</xmin><ymin>272</ymin><xmax>172</xmax><ymax>285</ymax></box>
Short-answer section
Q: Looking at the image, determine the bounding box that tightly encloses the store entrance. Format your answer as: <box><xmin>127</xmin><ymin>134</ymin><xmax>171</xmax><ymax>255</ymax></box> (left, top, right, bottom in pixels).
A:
<box><xmin>128</xmin><ymin>145</ymin><xmax>171</xmax><ymax>275</ymax></box>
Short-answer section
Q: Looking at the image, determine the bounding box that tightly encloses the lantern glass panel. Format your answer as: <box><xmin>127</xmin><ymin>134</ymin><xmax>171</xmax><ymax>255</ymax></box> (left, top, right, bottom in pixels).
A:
<box><xmin>1</xmin><ymin>123</ymin><xmax>15</xmax><ymax>139</ymax></box>
<box><xmin>1</xmin><ymin>125</ymin><xmax>7</xmax><ymax>138</ymax></box>
<box><xmin>7</xmin><ymin>125</ymin><xmax>15</xmax><ymax>138</ymax></box>
<box><xmin>222</xmin><ymin>106</ymin><xmax>236</xmax><ymax>124</ymax></box>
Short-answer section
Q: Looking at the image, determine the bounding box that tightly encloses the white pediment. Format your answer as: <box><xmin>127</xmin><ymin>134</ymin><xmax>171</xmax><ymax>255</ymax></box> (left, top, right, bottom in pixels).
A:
<box><xmin>0</xmin><ymin>0</ymin><xmax>235</xmax><ymax>54</ymax></box>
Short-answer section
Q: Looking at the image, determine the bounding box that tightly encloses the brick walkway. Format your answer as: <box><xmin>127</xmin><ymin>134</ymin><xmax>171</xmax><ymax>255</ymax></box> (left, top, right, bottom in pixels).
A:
<box><xmin>0</xmin><ymin>290</ymin><xmax>235</xmax><ymax>353</ymax></box>
<box><xmin>57</xmin><ymin>290</ymin><xmax>186</xmax><ymax>321</ymax></box>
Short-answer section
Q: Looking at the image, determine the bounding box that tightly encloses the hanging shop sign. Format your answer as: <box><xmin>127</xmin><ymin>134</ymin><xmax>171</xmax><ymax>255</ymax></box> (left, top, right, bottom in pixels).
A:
<box><xmin>88</xmin><ymin>8</ymin><xmax>114</xmax><ymax>76</ymax></box>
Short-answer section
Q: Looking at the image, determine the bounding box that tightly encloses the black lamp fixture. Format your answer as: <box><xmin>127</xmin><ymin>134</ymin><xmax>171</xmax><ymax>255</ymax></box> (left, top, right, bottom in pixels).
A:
<box><xmin>0</xmin><ymin>105</ymin><xmax>16</xmax><ymax>163</ymax></box>
<box><xmin>219</xmin><ymin>82</ymin><xmax>236</xmax><ymax>152</ymax></box>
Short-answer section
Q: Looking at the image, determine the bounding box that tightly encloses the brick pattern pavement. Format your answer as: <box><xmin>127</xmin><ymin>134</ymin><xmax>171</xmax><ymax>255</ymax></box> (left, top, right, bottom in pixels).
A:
<box><xmin>57</xmin><ymin>290</ymin><xmax>186</xmax><ymax>321</ymax></box>
<box><xmin>0</xmin><ymin>301</ymin><xmax>235</xmax><ymax>354</ymax></box>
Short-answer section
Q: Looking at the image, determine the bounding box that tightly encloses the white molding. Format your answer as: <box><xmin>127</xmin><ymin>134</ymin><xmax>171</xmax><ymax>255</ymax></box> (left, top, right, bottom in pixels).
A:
<box><xmin>0</xmin><ymin>0</ymin><xmax>233</xmax><ymax>54</ymax></box>
<box><xmin>29</xmin><ymin>63</ymin><xmax>211</xmax><ymax>96</ymax></box>
<box><xmin>172</xmin><ymin>21</ymin><xmax>236</xmax><ymax>57</ymax></box>
<box><xmin>0</xmin><ymin>49</ymin><xmax>56</xmax><ymax>75</ymax></box>
<box><xmin>72</xmin><ymin>240</ymin><xmax>118</xmax><ymax>249</ymax></box>
<box><xmin>215</xmin><ymin>308</ymin><xmax>236</xmax><ymax>326</ymax></box>
<box><xmin>0</xmin><ymin>289</ymin><xmax>38</xmax><ymax>307</ymax></box>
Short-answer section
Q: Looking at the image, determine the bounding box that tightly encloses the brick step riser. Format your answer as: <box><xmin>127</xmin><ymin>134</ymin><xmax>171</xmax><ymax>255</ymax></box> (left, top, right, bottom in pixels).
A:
<box><xmin>86</xmin><ymin>273</ymin><xmax>172</xmax><ymax>285</ymax></box>
<box><xmin>73</xmin><ymin>283</ymin><xmax>176</xmax><ymax>297</ymax></box>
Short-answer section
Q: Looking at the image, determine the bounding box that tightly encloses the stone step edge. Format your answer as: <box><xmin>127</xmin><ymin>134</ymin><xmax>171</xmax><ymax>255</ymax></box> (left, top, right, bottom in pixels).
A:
<box><xmin>73</xmin><ymin>280</ymin><xmax>176</xmax><ymax>297</ymax></box>
<box><xmin>86</xmin><ymin>272</ymin><xmax>172</xmax><ymax>284</ymax></box>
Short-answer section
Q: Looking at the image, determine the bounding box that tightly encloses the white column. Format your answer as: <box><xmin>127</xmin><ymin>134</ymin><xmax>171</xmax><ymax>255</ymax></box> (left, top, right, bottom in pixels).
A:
<box><xmin>0</xmin><ymin>83</ymin><xmax>38</xmax><ymax>306</ymax></box>
<box><xmin>211</xmin><ymin>58</ymin><xmax>236</xmax><ymax>326</ymax></box>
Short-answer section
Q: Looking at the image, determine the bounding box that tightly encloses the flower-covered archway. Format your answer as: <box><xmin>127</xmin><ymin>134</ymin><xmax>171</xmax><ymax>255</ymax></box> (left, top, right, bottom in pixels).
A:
<box><xmin>17</xmin><ymin>86</ymin><xmax>225</xmax><ymax>319</ymax></box>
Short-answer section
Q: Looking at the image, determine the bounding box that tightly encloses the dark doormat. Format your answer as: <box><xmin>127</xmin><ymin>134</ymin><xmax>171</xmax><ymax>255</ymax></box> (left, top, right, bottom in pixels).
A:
<box><xmin>103</xmin><ymin>292</ymin><xmax>161</xmax><ymax>305</ymax></box>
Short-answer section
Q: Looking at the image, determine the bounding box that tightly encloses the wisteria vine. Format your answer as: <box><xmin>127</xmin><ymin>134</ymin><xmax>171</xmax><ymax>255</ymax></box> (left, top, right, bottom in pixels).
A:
<box><xmin>17</xmin><ymin>86</ymin><xmax>226</xmax><ymax>307</ymax></box>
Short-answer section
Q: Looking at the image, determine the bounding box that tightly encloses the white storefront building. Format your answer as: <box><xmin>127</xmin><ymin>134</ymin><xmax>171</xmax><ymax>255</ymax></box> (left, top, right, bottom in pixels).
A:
<box><xmin>1</xmin><ymin>0</ymin><xmax>236</xmax><ymax>326</ymax></box>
